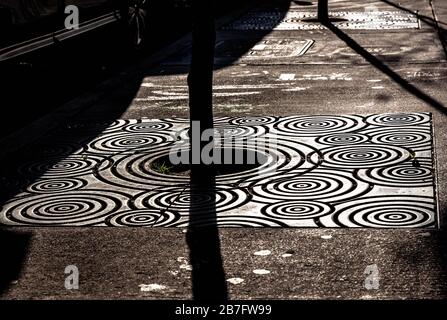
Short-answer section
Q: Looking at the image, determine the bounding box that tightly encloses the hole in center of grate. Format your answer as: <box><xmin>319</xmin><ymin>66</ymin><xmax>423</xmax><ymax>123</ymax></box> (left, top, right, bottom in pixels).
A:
<box><xmin>149</xmin><ymin>148</ymin><xmax>268</xmax><ymax>176</ymax></box>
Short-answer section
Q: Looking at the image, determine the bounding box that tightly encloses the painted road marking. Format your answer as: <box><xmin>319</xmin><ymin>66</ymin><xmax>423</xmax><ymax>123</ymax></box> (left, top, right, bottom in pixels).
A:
<box><xmin>279</xmin><ymin>74</ymin><xmax>296</xmax><ymax>81</ymax></box>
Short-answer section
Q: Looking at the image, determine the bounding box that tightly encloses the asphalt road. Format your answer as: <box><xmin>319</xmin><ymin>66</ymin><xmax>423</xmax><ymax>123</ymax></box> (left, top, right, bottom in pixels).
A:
<box><xmin>1</xmin><ymin>0</ymin><xmax>447</xmax><ymax>300</ymax></box>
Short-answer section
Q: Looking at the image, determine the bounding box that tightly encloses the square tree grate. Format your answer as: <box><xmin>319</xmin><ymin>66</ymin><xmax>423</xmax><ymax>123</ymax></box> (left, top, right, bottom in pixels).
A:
<box><xmin>222</xmin><ymin>11</ymin><xmax>420</xmax><ymax>31</ymax></box>
<box><xmin>0</xmin><ymin>113</ymin><xmax>437</xmax><ymax>228</ymax></box>
<box><xmin>214</xmin><ymin>38</ymin><xmax>314</xmax><ymax>63</ymax></box>
<box><xmin>162</xmin><ymin>37</ymin><xmax>314</xmax><ymax>65</ymax></box>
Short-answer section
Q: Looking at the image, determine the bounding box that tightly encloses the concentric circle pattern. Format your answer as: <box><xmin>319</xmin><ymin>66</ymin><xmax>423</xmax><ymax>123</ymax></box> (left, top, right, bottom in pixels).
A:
<box><xmin>27</xmin><ymin>178</ymin><xmax>87</xmax><ymax>194</ymax></box>
<box><xmin>214</xmin><ymin>124</ymin><xmax>268</xmax><ymax>139</ymax></box>
<box><xmin>273</xmin><ymin>115</ymin><xmax>366</xmax><ymax>136</ymax></box>
<box><xmin>364</xmin><ymin>127</ymin><xmax>431</xmax><ymax>151</ymax></box>
<box><xmin>135</xmin><ymin>185</ymin><xmax>251</xmax><ymax>215</ymax></box>
<box><xmin>181</xmin><ymin>124</ymin><xmax>267</xmax><ymax>141</ymax></box>
<box><xmin>365</xmin><ymin>113</ymin><xmax>430</xmax><ymax>127</ymax></box>
<box><xmin>95</xmin><ymin>150</ymin><xmax>188</xmax><ymax>189</ymax></box>
<box><xmin>4</xmin><ymin>190</ymin><xmax>127</xmax><ymax>226</ymax></box>
<box><xmin>18</xmin><ymin>155</ymin><xmax>106</xmax><ymax>178</ymax></box>
<box><xmin>317</xmin><ymin>133</ymin><xmax>369</xmax><ymax>146</ymax></box>
<box><xmin>261</xmin><ymin>200</ymin><xmax>334</xmax><ymax>220</ymax></box>
<box><xmin>313</xmin><ymin>144</ymin><xmax>411</xmax><ymax>169</ymax></box>
<box><xmin>94</xmin><ymin>138</ymin><xmax>316</xmax><ymax>189</ymax></box>
<box><xmin>332</xmin><ymin>196</ymin><xmax>435</xmax><ymax>228</ymax></box>
<box><xmin>106</xmin><ymin>209</ymin><xmax>180</xmax><ymax>227</ymax></box>
<box><xmin>0</xmin><ymin>114</ymin><xmax>436</xmax><ymax>228</ymax></box>
<box><xmin>84</xmin><ymin>132</ymin><xmax>174</xmax><ymax>154</ymax></box>
<box><xmin>122</xmin><ymin>121</ymin><xmax>173</xmax><ymax>133</ymax></box>
<box><xmin>355</xmin><ymin>158</ymin><xmax>433</xmax><ymax>187</ymax></box>
<box><xmin>251</xmin><ymin>170</ymin><xmax>370</xmax><ymax>203</ymax></box>
<box><xmin>229</xmin><ymin>116</ymin><xmax>278</xmax><ymax>126</ymax></box>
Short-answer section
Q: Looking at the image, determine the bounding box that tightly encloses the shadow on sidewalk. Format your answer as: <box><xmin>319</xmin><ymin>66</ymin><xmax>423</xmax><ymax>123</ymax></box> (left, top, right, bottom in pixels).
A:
<box><xmin>184</xmin><ymin>0</ymin><xmax>226</xmax><ymax>300</ymax></box>
<box><xmin>0</xmin><ymin>229</ymin><xmax>31</xmax><ymax>295</ymax></box>
<box><xmin>380</xmin><ymin>0</ymin><xmax>447</xmax><ymax>29</ymax></box>
<box><xmin>379</xmin><ymin>0</ymin><xmax>447</xmax><ymax>56</ymax></box>
<box><xmin>167</xmin><ymin>0</ymin><xmax>288</xmax><ymax>301</ymax></box>
<box><xmin>0</xmin><ymin>0</ymin><xmax>289</xmax><ymax>301</ymax></box>
<box><xmin>186</xmin><ymin>167</ymin><xmax>228</xmax><ymax>301</ymax></box>
<box><xmin>4</xmin><ymin>0</ymin><xmax>446</xmax><ymax>300</ymax></box>
<box><xmin>320</xmin><ymin>3</ymin><xmax>447</xmax><ymax>298</ymax></box>
<box><xmin>320</xmin><ymin>15</ymin><xmax>446</xmax><ymax>114</ymax></box>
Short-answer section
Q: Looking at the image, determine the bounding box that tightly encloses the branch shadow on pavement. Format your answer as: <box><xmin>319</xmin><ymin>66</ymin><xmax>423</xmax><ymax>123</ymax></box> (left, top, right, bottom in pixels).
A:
<box><xmin>320</xmin><ymin>16</ymin><xmax>446</xmax><ymax>114</ymax></box>
<box><xmin>321</xmin><ymin>6</ymin><xmax>447</xmax><ymax>298</ymax></box>
<box><xmin>379</xmin><ymin>0</ymin><xmax>447</xmax><ymax>57</ymax></box>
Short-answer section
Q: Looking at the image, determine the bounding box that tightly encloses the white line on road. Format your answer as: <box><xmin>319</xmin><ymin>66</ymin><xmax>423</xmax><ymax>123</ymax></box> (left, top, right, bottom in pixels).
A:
<box><xmin>279</xmin><ymin>74</ymin><xmax>296</xmax><ymax>81</ymax></box>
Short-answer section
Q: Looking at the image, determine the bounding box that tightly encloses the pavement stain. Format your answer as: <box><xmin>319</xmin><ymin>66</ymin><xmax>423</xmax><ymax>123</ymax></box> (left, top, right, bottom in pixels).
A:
<box><xmin>177</xmin><ymin>257</ymin><xmax>193</xmax><ymax>271</ymax></box>
<box><xmin>253</xmin><ymin>269</ymin><xmax>271</xmax><ymax>275</ymax></box>
<box><xmin>226</xmin><ymin>277</ymin><xmax>245</xmax><ymax>285</ymax></box>
<box><xmin>139</xmin><ymin>283</ymin><xmax>168</xmax><ymax>292</ymax></box>
<box><xmin>253</xmin><ymin>250</ymin><xmax>272</xmax><ymax>256</ymax></box>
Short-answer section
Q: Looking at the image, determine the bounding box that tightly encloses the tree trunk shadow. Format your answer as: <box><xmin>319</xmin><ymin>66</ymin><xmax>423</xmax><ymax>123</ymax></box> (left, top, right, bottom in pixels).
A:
<box><xmin>186</xmin><ymin>0</ymin><xmax>228</xmax><ymax>301</ymax></box>
<box><xmin>186</xmin><ymin>167</ymin><xmax>228</xmax><ymax>301</ymax></box>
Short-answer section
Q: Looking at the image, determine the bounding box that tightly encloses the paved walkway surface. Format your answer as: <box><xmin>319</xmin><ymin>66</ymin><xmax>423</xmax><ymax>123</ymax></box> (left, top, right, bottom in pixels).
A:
<box><xmin>1</xmin><ymin>0</ymin><xmax>447</xmax><ymax>299</ymax></box>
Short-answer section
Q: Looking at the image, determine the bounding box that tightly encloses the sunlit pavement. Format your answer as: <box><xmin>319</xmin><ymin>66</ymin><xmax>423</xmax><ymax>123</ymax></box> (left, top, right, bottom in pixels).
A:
<box><xmin>1</xmin><ymin>0</ymin><xmax>447</xmax><ymax>299</ymax></box>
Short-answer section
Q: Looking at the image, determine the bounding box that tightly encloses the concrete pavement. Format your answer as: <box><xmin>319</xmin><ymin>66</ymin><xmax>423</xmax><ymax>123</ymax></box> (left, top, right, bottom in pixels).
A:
<box><xmin>1</xmin><ymin>0</ymin><xmax>447</xmax><ymax>300</ymax></box>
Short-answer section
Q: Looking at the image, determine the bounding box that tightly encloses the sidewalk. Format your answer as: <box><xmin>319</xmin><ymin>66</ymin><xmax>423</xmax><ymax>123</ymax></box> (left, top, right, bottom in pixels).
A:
<box><xmin>1</xmin><ymin>0</ymin><xmax>447</xmax><ymax>299</ymax></box>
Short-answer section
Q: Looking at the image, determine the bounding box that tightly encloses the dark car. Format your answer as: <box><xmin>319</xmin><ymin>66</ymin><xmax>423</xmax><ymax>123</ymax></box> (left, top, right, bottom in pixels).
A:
<box><xmin>0</xmin><ymin>0</ymin><xmax>190</xmax><ymax>62</ymax></box>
